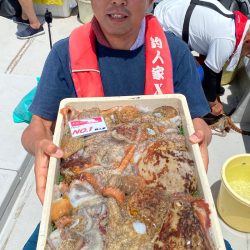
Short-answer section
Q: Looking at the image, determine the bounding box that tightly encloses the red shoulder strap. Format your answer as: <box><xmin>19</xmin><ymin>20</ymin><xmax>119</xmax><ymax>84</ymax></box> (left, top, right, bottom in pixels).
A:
<box><xmin>145</xmin><ymin>15</ymin><xmax>174</xmax><ymax>94</ymax></box>
<box><xmin>69</xmin><ymin>23</ymin><xmax>104</xmax><ymax>97</ymax></box>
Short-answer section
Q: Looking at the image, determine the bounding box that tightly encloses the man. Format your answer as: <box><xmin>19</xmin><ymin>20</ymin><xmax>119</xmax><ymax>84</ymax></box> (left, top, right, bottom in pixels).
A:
<box><xmin>13</xmin><ymin>0</ymin><xmax>44</xmax><ymax>39</ymax></box>
<box><xmin>154</xmin><ymin>0</ymin><xmax>250</xmax><ymax>116</ymax></box>
<box><xmin>22</xmin><ymin>0</ymin><xmax>211</xmax><ymax>214</ymax></box>
<box><xmin>21</xmin><ymin>1</ymin><xmax>212</xmax><ymax>248</ymax></box>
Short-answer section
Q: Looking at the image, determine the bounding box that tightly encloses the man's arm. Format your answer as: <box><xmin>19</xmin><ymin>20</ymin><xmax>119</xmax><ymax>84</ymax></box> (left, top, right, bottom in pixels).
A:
<box><xmin>21</xmin><ymin>115</ymin><xmax>63</xmax><ymax>203</ymax></box>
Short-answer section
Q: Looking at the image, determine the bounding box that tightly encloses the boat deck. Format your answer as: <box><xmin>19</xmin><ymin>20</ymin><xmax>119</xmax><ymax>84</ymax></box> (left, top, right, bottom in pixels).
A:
<box><xmin>0</xmin><ymin>7</ymin><xmax>249</xmax><ymax>250</ymax></box>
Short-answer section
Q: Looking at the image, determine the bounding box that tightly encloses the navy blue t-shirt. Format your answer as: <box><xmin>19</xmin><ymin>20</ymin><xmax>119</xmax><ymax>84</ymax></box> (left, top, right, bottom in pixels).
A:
<box><xmin>30</xmin><ymin>32</ymin><xmax>210</xmax><ymax>120</ymax></box>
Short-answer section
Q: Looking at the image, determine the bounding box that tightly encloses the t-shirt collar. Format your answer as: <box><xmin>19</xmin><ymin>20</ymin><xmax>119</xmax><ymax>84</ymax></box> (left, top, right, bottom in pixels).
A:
<box><xmin>130</xmin><ymin>18</ymin><xmax>146</xmax><ymax>50</ymax></box>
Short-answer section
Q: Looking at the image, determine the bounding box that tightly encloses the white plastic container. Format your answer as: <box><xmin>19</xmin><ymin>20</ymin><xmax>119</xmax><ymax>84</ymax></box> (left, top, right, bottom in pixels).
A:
<box><xmin>217</xmin><ymin>154</ymin><xmax>250</xmax><ymax>232</ymax></box>
<box><xmin>34</xmin><ymin>0</ymin><xmax>76</xmax><ymax>17</ymax></box>
<box><xmin>36</xmin><ymin>94</ymin><xmax>226</xmax><ymax>250</ymax></box>
<box><xmin>77</xmin><ymin>0</ymin><xmax>93</xmax><ymax>23</ymax></box>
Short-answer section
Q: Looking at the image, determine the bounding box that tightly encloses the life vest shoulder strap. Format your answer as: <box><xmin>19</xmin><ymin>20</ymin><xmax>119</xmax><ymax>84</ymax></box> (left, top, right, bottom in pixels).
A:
<box><xmin>69</xmin><ymin>23</ymin><xmax>104</xmax><ymax>97</ymax></box>
<box><xmin>69</xmin><ymin>23</ymin><xmax>99</xmax><ymax>72</ymax></box>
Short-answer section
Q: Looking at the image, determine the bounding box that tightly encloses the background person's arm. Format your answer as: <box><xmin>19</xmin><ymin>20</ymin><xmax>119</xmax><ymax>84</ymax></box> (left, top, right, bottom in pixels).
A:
<box><xmin>201</xmin><ymin>64</ymin><xmax>224</xmax><ymax>115</ymax></box>
<box><xmin>203</xmin><ymin>39</ymin><xmax>234</xmax><ymax>115</ymax></box>
<box><xmin>21</xmin><ymin>115</ymin><xmax>63</xmax><ymax>203</ymax></box>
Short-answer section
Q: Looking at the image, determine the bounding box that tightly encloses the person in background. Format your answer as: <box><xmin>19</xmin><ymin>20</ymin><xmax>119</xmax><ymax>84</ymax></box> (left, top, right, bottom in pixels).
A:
<box><xmin>154</xmin><ymin>0</ymin><xmax>250</xmax><ymax>116</ymax></box>
<box><xmin>21</xmin><ymin>0</ymin><xmax>211</xmax><ymax>248</ymax></box>
<box><xmin>13</xmin><ymin>0</ymin><xmax>44</xmax><ymax>39</ymax></box>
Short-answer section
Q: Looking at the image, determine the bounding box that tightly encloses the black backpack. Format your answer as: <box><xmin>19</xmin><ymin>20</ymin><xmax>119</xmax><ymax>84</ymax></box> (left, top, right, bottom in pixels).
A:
<box><xmin>219</xmin><ymin>0</ymin><xmax>240</xmax><ymax>11</ymax></box>
<box><xmin>153</xmin><ymin>0</ymin><xmax>250</xmax><ymax>15</ymax></box>
<box><xmin>235</xmin><ymin>0</ymin><xmax>250</xmax><ymax>15</ymax></box>
<box><xmin>219</xmin><ymin>0</ymin><xmax>250</xmax><ymax>15</ymax></box>
<box><xmin>0</xmin><ymin>0</ymin><xmax>21</xmax><ymax>18</ymax></box>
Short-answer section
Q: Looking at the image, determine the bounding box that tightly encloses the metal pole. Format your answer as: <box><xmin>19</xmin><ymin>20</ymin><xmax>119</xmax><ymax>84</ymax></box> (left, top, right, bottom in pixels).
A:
<box><xmin>45</xmin><ymin>9</ymin><xmax>53</xmax><ymax>49</ymax></box>
<box><xmin>48</xmin><ymin>22</ymin><xmax>52</xmax><ymax>49</ymax></box>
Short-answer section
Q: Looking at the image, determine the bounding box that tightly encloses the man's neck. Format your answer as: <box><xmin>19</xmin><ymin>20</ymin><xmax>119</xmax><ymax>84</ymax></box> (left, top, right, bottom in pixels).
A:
<box><xmin>105</xmin><ymin>35</ymin><xmax>139</xmax><ymax>50</ymax></box>
<box><xmin>92</xmin><ymin>17</ymin><xmax>145</xmax><ymax>50</ymax></box>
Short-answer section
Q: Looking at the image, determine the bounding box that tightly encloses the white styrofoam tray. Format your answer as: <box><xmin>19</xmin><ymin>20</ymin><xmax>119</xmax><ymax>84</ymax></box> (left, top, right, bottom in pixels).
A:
<box><xmin>37</xmin><ymin>94</ymin><xmax>225</xmax><ymax>250</ymax></box>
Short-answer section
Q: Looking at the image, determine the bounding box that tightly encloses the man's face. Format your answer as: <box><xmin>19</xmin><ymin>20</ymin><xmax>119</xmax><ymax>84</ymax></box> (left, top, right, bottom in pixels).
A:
<box><xmin>91</xmin><ymin>0</ymin><xmax>153</xmax><ymax>45</ymax></box>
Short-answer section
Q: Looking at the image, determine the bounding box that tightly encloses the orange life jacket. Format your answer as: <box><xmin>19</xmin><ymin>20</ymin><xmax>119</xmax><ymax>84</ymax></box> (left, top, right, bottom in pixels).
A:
<box><xmin>69</xmin><ymin>15</ymin><xmax>174</xmax><ymax>97</ymax></box>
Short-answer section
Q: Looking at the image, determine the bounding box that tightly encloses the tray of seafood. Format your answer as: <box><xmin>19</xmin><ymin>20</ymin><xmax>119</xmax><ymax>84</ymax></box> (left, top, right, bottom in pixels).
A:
<box><xmin>37</xmin><ymin>94</ymin><xmax>225</xmax><ymax>250</ymax></box>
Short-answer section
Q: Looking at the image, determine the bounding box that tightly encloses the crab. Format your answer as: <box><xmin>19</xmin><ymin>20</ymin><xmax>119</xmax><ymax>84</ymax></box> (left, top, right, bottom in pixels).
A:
<box><xmin>154</xmin><ymin>193</ymin><xmax>213</xmax><ymax>250</ymax></box>
<box><xmin>137</xmin><ymin>139</ymin><xmax>197</xmax><ymax>195</ymax></box>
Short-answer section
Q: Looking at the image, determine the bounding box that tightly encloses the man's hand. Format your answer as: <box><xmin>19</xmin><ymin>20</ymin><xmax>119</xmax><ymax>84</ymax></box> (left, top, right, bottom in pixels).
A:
<box><xmin>21</xmin><ymin>115</ymin><xmax>63</xmax><ymax>204</ymax></box>
<box><xmin>189</xmin><ymin>130</ymin><xmax>209</xmax><ymax>171</ymax></box>
<box><xmin>191</xmin><ymin>118</ymin><xmax>212</xmax><ymax>172</ymax></box>
<box><xmin>34</xmin><ymin>139</ymin><xmax>64</xmax><ymax>204</ymax></box>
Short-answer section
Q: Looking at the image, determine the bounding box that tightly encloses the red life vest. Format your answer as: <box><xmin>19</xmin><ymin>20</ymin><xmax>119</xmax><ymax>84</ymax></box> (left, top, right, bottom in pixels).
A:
<box><xmin>69</xmin><ymin>15</ymin><xmax>174</xmax><ymax>97</ymax></box>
